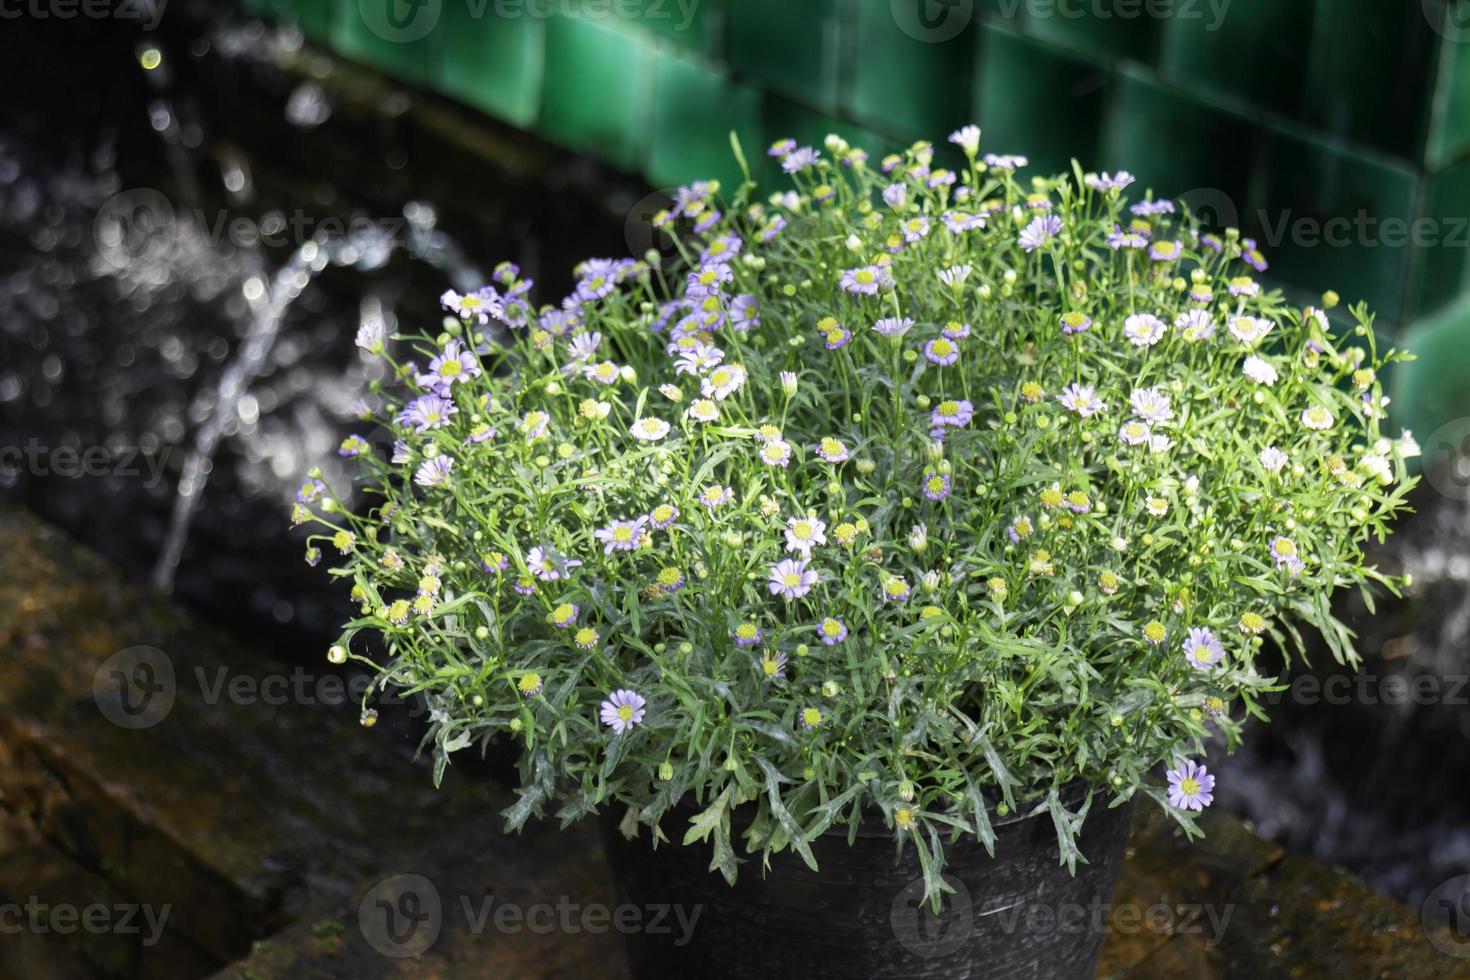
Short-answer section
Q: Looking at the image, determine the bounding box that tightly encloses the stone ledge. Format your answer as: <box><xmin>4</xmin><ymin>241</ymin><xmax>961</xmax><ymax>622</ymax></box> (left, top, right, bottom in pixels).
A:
<box><xmin>0</xmin><ymin>500</ymin><xmax>1465</xmax><ymax>979</ymax></box>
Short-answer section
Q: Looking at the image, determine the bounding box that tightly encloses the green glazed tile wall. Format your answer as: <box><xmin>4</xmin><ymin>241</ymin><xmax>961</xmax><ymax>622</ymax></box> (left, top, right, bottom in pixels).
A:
<box><xmin>250</xmin><ymin>0</ymin><xmax>1470</xmax><ymax>346</ymax></box>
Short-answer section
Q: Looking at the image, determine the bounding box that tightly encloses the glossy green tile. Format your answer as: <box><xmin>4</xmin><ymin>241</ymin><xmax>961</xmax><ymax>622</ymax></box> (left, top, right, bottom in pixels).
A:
<box><xmin>1157</xmin><ymin>0</ymin><xmax>1314</xmax><ymax>117</ymax></box>
<box><xmin>1406</xmin><ymin>160</ymin><xmax>1470</xmax><ymax>318</ymax></box>
<box><xmin>542</xmin><ymin>14</ymin><xmax>653</xmax><ymax>171</ymax></box>
<box><xmin>727</xmin><ymin>0</ymin><xmax>846</xmax><ymax>110</ymax></box>
<box><xmin>438</xmin><ymin>5</ymin><xmax>545</xmax><ymax>127</ymax></box>
<box><xmin>648</xmin><ymin>48</ymin><xmax>764</xmax><ymax>190</ymax></box>
<box><xmin>1427</xmin><ymin>6</ymin><xmax>1470</xmax><ymax>169</ymax></box>
<box><xmin>1251</xmin><ymin>126</ymin><xmax>1417</xmax><ymax>322</ymax></box>
<box><xmin>847</xmin><ymin>0</ymin><xmax>978</xmax><ymax>139</ymax></box>
<box><xmin>1019</xmin><ymin>0</ymin><xmax>1160</xmax><ymax>63</ymax></box>
<box><xmin>1303</xmin><ymin>0</ymin><xmax>1439</xmax><ymax>159</ymax></box>
<box><xmin>616</xmin><ymin>0</ymin><xmax>725</xmax><ymax>52</ymax></box>
<box><xmin>1101</xmin><ymin>69</ymin><xmax>1255</xmax><ymax>210</ymax></box>
<box><xmin>1393</xmin><ymin>293</ymin><xmax>1470</xmax><ymax>448</ymax></box>
<box><xmin>976</xmin><ymin>22</ymin><xmax>1109</xmax><ymax>177</ymax></box>
<box><xmin>331</xmin><ymin>0</ymin><xmax>440</xmax><ymax>84</ymax></box>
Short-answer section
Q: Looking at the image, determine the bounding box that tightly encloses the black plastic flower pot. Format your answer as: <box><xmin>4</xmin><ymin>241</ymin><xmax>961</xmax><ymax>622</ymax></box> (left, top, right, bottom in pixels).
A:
<box><xmin>599</xmin><ymin>788</ymin><xmax>1135</xmax><ymax>980</ymax></box>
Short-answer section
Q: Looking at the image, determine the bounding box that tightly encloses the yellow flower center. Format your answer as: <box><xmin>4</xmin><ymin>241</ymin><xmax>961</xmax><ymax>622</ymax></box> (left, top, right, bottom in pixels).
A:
<box><xmin>613</xmin><ymin>527</ymin><xmax>634</xmax><ymax>543</ymax></box>
<box><xmin>617</xmin><ymin>705</ymin><xmax>634</xmax><ymax>722</ymax></box>
<box><xmin>1180</xmin><ymin>777</ymin><xmax>1200</xmax><ymax>795</ymax></box>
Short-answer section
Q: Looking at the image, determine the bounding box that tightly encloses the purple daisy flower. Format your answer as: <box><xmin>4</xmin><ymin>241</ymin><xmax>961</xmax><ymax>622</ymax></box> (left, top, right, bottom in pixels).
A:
<box><xmin>730</xmin><ymin>294</ymin><xmax>759</xmax><ymax>332</ymax></box>
<box><xmin>768</xmin><ymin>138</ymin><xmax>796</xmax><ymax>158</ymax></box>
<box><xmin>840</xmin><ymin>265</ymin><xmax>885</xmax><ymax>296</ymax></box>
<box><xmin>527</xmin><ymin>546</ymin><xmax>582</xmax><ymax>582</ymax></box>
<box><xmin>1166</xmin><ymin>759</ymin><xmax>1215</xmax><ymax>811</ymax></box>
<box><xmin>882</xmin><ymin>183</ymin><xmax>908</xmax><ymax>209</ymax></box>
<box><xmin>1058</xmin><ymin>383</ymin><xmax>1106</xmax><ymax>417</ymax></box>
<box><xmin>983</xmin><ymin>153</ymin><xmax>1028</xmax><ymax>170</ymax></box>
<box><xmin>414</xmin><ymin>455</ymin><xmax>454</xmax><ymax>488</ymax></box>
<box><xmin>399</xmin><ymin>394</ymin><xmax>457</xmax><ymax>433</ymax></box>
<box><xmin>600</xmin><ymin>689</ymin><xmax>647</xmax><ymax>734</ymax></box>
<box><xmin>1149</xmin><ymin>240</ymin><xmax>1182</xmax><ymax>262</ymax></box>
<box><xmin>1084</xmin><ymin>171</ymin><xmax>1134</xmax><ymax>193</ymax></box>
<box><xmin>1241</xmin><ymin>238</ymin><xmax>1268</xmax><ymax>272</ymax></box>
<box><xmin>649</xmin><ymin>503</ymin><xmax>679</xmax><ymax>529</ymax></box>
<box><xmin>1130</xmin><ymin>199</ymin><xmax>1175</xmax><ymax>216</ymax></box>
<box><xmin>923</xmin><ymin>337</ymin><xmax>960</xmax><ymax>365</ymax></box>
<box><xmin>1118</xmin><ymin>419</ymin><xmax>1152</xmax><ymax>446</ymax></box>
<box><xmin>758</xmin><ymin>651</ymin><xmax>788</xmax><ymax>681</ymax></box>
<box><xmin>338</xmin><ymin>434</ymin><xmax>371</xmax><ymax>458</ymax></box>
<box><xmin>1175</xmin><ymin>309</ymin><xmax>1216</xmax><ymax>341</ymax></box>
<box><xmin>942</xmin><ymin>211</ymin><xmax>985</xmax><ymax>234</ymax></box>
<box><xmin>595</xmin><ymin>516</ymin><xmax>649</xmax><ymax>555</ymax></box>
<box><xmin>1107</xmin><ymin>226</ymin><xmax>1148</xmax><ymax>250</ymax></box>
<box><xmin>1129</xmin><ymin>387</ymin><xmax>1174</xmax><ymax>424</ymax></box>
<box><xmin>922</xmin><ymin>471</ymin><xmax>951</xmax><ymax>501</ymax></box>
<box><xmin>768</xmin><ymin>558</ymin><xmax>818</xmax><ymax>600</ymax></box>
<box><xmin>879</xmin><ymin>575</ymin><xmax>911</xmax><ymax>604</ymax></box>
<box><xmin>1059</xmin><ymin>312</ymin><xmax>1092</xmax><ymax>335</ymax></box>
<box><xmin>942</xmin><ymin>321</ymin><xmax>971</xmax><ymax>340</ymax></box>
<box><xmin>1018</xmin><ymin>214</ymin><xmax>1062</xmax><ymax>253</ymax></box>
<box><xmin>420</xmin><ymin>341</ymin><xmax>480</xmax><ymax>390</ymax></box>
<box><xmin>1123</xmin><ymin>314</ymin><xmax>1167</xmax><ymax>347</ymax></box>
<box><xmin>816</xmin><ymin>617</ymin><xmax>848</xmax><ymax>645</ymax></box>
<box><xmin>824</xmin><ymin>328</ymin><xmax>852</xmax><ymax>351</ymax></box>
<box><xmin>873</xmin><ymin>316</ymin><xmax>915</xmax><ymax>339</ymax></box>
<box><xmin>785</xmin><ymin>515</ymin><xmax>827</xmax><ymax>554</ymax></box>
<box><xmin>781</xmin><ymin>147</ymin><xmax>820</xmax><ymax>174</ymax></box>
<box><xmin>733</xmin><ymin>623</ymin><xmax>763</xmax><ymax>647</ymax></box>
<box><xmin>816</xmin><ymin>437</ymin><xmax>849</xmax><ymax>463</ymax></box>
<box><xmin>1183</xmin><ymin>627</ymin><xmax>1225</xmax><ymax>671</ymax></box>
<box><xmin>930</xmin><ymin>399</ymin><xmax>975</xmax><ymax>429</ymax></box>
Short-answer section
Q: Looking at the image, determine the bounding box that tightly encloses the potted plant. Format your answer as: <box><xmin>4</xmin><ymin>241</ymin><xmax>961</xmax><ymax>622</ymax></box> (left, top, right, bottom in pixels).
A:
<box><xmin>295</xmin><ymin>128</ymin><xmax>1416</xmax><ymax>977</ymax></box>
